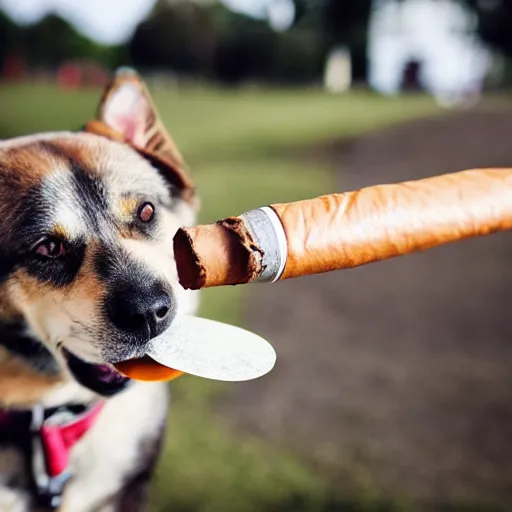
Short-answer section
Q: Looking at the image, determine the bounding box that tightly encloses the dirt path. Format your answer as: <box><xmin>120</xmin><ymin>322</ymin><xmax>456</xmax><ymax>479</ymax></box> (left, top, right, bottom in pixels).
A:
<box><xmin>221</xmin><ymin>110</ymin><xmax>512</xmax><ymax>509</ymax></box>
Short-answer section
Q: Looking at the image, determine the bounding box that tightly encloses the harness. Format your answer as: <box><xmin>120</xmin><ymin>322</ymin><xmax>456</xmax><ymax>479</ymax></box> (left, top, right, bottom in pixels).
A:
<box><xmin>0</xmin><ymin>400</ymin><xmax>104</xmax><ymax>510</ymax></box>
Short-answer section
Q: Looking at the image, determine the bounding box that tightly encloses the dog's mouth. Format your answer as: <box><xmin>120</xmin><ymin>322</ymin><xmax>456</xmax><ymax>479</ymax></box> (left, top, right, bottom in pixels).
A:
<box><xmin>62</xmin><ymin>348</ymin><xmax>131</xmax><ymax>397</ymax></box>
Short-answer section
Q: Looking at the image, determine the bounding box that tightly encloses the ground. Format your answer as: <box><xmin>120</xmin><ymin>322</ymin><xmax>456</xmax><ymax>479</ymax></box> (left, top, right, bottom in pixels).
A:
<box><xmin>223</xmin><ymin>110</ymin><xmax>512</xmax><ymax>511</ymax></box>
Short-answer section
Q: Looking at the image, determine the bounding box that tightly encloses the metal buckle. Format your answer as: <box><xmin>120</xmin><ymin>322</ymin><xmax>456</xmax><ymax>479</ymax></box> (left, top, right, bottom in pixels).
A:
<box><xmin>30</xmin><ymin>405</ymin><xmax>72</xmax><ymax>510</ymax></box>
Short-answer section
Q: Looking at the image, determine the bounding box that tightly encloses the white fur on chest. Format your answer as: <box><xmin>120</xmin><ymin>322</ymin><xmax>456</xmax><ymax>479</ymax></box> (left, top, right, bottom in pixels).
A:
<box><xmin>62</xmin><ymin>380</ymin><xmax>168</xmax><ymax>512</ymax></box>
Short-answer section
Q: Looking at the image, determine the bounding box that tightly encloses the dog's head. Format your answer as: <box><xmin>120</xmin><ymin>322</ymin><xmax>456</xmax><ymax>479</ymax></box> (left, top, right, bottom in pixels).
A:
<box><xmin>0</xmin><ymin>69</ymin><xmax>199</xmax><ymax>400</ymax></box>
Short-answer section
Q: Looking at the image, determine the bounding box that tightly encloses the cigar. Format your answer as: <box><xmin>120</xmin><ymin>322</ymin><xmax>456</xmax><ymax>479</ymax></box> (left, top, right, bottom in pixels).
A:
<box><xmin>173</xmin><ymin>168</ymin><xmax>512</xmax><ymax>290</ymax></box>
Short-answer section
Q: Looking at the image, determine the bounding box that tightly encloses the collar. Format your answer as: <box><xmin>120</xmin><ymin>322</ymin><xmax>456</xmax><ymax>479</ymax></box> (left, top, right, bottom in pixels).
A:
<box><xmin>0</xmin><ymin>400</ymin><xmax>104</xmax><ymax>510</ymax></box>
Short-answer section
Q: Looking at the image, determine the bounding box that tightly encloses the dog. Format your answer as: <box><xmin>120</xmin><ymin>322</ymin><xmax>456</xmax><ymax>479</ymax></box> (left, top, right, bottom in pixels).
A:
<box><xmin>0</xmin><ymin>69</ymin><xmax>200</xmax><ymax>511</ymax></box>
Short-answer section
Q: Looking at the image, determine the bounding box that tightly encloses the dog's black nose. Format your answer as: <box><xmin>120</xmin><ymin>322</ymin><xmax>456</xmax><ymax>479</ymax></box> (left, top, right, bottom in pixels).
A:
<box><xmin>106</xmin><ymin>282</ymin><xmax>175</xmax><ymax>339</ymax></box>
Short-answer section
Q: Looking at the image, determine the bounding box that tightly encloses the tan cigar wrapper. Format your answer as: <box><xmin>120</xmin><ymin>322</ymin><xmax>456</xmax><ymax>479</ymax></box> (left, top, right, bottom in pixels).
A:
<box><xmin>173</xmin><ymin>168</ymin><xmax>512</xmax><ymax>290</ymax></box>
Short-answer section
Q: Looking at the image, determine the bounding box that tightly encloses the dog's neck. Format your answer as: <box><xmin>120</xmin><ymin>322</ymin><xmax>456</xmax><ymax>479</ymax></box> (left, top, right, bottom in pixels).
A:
<box><xmin>0</xmin><ymin>321</ymin><xmax>60</xmax><ymax>376</ymax></box>
<box><xmin>0</xmin><ymin>321</ymin><xmax>95</xmax><ymax>409</ymax></box>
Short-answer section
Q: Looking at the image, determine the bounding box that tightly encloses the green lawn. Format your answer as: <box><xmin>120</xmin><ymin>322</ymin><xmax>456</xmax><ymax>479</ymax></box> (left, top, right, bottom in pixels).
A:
<box><xmin>0</xmin><ymin>83</ymin><xmax>440</xmax><ymax>512</ymax></box>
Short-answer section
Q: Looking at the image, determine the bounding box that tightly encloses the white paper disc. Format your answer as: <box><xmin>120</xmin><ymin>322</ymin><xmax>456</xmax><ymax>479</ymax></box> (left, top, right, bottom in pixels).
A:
<box><xmin>146</xmin><ymin>315</ymin><xmax>277</xmax><ymax>382</ymax></box>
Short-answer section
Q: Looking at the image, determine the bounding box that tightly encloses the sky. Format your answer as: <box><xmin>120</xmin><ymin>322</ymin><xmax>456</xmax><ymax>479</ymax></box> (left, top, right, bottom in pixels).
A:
<box><xmin>0</xmin><ymin>0</ymin><xmax>294</xmax><ymax>45</ymax></box>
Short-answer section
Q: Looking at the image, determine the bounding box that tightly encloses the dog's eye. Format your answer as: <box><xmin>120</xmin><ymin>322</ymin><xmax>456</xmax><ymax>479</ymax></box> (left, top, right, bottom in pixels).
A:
<box><xmin>32</xmin><ymin>237</ymin><xmax>67</xmax><ymax>259</ymax></box>
<box><xmin>137</xmin><ymin>202</ymin><xmax>155</xmax><ymax>223</ymax></box>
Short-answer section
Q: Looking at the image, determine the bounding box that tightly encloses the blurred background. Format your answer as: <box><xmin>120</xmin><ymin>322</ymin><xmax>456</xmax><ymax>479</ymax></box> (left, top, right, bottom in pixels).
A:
<box><xmin>1</xmin><ymin>0</ymin><xmax>512</xmax><ymax>510</ymax></box>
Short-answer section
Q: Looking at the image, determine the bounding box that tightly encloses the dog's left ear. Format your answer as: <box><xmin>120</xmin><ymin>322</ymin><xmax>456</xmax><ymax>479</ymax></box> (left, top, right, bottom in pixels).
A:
<box><xmin>84</xmin><ymin>68</ymin><xmax>197</xmax><ymax>206</ymax></box>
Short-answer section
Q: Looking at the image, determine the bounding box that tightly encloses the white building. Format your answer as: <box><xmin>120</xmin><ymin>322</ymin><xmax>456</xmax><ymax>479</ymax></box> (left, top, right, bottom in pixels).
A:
<box><xmin>367</xmin><ymin>0</ymin><xmax>493</xmax><ymax>106</ymax></box>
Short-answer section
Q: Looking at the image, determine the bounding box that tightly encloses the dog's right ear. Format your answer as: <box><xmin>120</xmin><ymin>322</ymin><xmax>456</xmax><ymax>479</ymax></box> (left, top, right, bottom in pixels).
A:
<box><xmin>84</xmin><ymin>68</ymin><xmax>197</xmax><ymax>207</ymax></box>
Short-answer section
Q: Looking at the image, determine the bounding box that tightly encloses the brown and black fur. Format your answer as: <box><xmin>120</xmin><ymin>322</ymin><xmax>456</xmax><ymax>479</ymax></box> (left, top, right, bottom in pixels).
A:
<box><xmin>0</xmin><ymin>70</ymin><xmax>200</xmax><ymax>511</ymax></box>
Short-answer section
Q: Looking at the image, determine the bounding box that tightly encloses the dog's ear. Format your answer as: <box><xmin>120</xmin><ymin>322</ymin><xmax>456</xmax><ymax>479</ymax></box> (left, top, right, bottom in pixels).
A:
<box><xmin>84</xmin><ymin>68</ymin><xmax>197</xmax><ymax>206</ymax></box>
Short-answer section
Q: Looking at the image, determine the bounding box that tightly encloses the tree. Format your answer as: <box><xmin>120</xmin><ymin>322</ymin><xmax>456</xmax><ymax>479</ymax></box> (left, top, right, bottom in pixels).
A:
<box><xmin>211</xmin><ymin>4</ymin><xmax>280</xmax><ymax>84</ymax></box>
<box><xmin>0</xmin><ymin>11</ymin><xmax>22</xmax><ymax>64</ymax></box>
<box><xmin>464</xmin><ymin>0</ymin><xmax>512</xmax><ymax>58</ymax></box>
<box><xmin>23</xmin><ymin>14</ymin><xmax>90</xmax><ymax>66</ymax></box>
<box><xmin>291</xmin><ymin>0</ymin><xmax>372</xmax><ymax>79</ymax></box>
<box><xmin>127</xmin><ymin>0</ymin><xmax>363</xmax><ymax>85</ymax></box>
<box><xmin>0</xmin><ymin>12</ymin><xmax>125</xmax><ymax>70</ymax></box>
<box><xmin>128</xmin><ymin>0</ymin><xmax>282</xmax><ymax>84</ymax></box>
<box><xmin>128</xmin><ymin>0</ymin><xmax>217</xmax><ymax>75</ymax></box>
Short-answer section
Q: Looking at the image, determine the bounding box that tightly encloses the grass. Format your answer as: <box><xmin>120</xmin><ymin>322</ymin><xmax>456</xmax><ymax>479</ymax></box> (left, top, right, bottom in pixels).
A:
<box><xmin>0</xmin><ymin>83</ymin><xmax>440</xmax><ymax>511</ymax></box>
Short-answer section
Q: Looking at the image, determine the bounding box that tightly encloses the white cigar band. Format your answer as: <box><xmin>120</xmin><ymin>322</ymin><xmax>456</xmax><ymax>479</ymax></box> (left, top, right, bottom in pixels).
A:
<box><xmin>239</xmin><ymin>206</ymin><xmax>288</xmax><ymax>283</ymax></box>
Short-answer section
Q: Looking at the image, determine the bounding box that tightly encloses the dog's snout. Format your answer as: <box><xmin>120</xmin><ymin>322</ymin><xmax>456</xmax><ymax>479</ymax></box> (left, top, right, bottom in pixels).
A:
<box><xmin>107</xmin><ymin>282</ymin><xmax>175</xmax><ymax>339</ymax></box>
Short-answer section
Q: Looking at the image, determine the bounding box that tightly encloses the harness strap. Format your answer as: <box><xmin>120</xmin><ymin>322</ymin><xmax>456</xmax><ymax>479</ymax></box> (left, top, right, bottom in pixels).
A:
<box><xmin>0</xmin><ymin>401</ymin><xmax>105</xmax><ymax>510</ymax></box>
<box><xmin>39</xmin><ymin>402</ymin><xmax>104</xmax><ymax>478</ymax></box>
